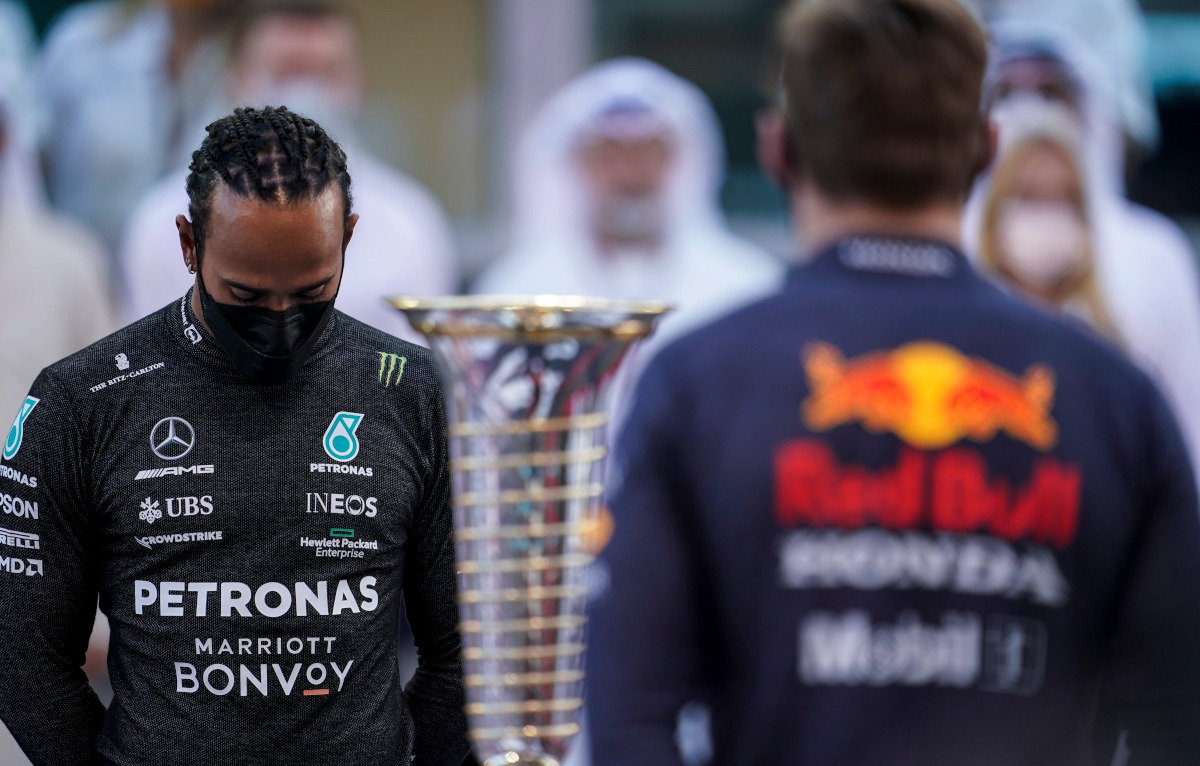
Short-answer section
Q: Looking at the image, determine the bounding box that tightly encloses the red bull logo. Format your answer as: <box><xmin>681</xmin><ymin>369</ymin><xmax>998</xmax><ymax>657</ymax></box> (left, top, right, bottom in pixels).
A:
<box><xmin>803</xmin><ymin>342</ymin><xmax>1058</xmax><ymax>451</ymax></box>
<box><xmin>775</xmin><ymin>440</ymin><xmax>1081</xmax><ymax>549</ymax></box>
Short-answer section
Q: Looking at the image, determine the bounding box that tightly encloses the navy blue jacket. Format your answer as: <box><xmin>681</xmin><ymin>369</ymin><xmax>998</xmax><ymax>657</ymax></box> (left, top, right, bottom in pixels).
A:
<box><xmin>587</xmin><ymin>237</ymin><xmax>1200</xmax><ymax>765</ymax></box>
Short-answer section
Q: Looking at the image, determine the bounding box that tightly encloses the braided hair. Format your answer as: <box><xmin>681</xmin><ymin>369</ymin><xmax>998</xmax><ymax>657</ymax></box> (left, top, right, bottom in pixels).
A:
<box><xmin>185</xmin><ymin>105</ymin><xmax>353</xmax><ymax>258</ymax></box>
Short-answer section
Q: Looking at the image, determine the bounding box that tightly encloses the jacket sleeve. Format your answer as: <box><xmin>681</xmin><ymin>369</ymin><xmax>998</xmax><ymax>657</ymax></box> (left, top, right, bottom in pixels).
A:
<box><xmin>587</xmin><ymin>357</ymin><xmax>710</xmax><ymax>766</ymax></box>
<box><xmin>403</xmin><ymin>391</ymin><xmax>469</xmax><ymax>766</ymax></box>
<box><xmin>1104</xmin><ymin>380</ymin><xmax>1200</xmax><ymax>762</ymax></box>
<box><xmin>0</xmin><ymin>371</ymin><xmax>104</xmax><ymax>765</ymax></box>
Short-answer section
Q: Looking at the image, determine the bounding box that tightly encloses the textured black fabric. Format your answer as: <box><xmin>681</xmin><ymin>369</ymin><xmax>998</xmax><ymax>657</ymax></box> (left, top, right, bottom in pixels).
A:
<box><xmin>0</xmin><ymin>292</ymin><xmax>469</xmax><ymax>765</ymax></box>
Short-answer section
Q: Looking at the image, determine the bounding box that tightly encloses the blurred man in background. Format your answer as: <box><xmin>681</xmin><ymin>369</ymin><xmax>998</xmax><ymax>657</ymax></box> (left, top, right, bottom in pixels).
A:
<box><xmin>0</xmin><ymin>7</ymin><xmax>115</xmax><ymax>763</ymax></box>
<box><xmin>476</xmin><ymin>56</ymin><xmax>782</xmax><ymax>766</ymax></box>
<box><xmin>38</xmin><ymin>0</ymin><xmax>234</xmax><ymax>268</ymax></box>
<box><xmin>0</xmin><ymin>1</ymin><xmax>115</xmax><ymax>418</ymax></box>
<box><xmin>588</xmin><ymin>0</ymin><xmax>1200</xmax><ymax>764</ymax></box>
<box><xmin>0</xmin><ymin>0</ymin><xmax>39</xmax><ymax>210</ymax></box>
<box><xmin>965</xmin><ymin>31</ymin><xmax>1200</xmax><ymax>483</ymax></box>
<box><xmin>120</xmin><ymin>1</ymin><xmax>457</xmax><ymax>343</ymax></box>
<box><xmin>476</xmin><ymin>57</ymin><xmax>781</xmax><ymax>355</ymax></box>
<box><xmin>960</xmin><ymin>0</ymin><xmax>1157</xmax><ymax>166</ymax></box>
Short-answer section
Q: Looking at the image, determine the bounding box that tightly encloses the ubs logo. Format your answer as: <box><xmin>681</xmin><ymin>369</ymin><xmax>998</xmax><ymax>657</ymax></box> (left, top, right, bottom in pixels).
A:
<box><xmin>151</xmin><ymin>418</ymin><xmax>195</xmax><ymax>461</ymax></box>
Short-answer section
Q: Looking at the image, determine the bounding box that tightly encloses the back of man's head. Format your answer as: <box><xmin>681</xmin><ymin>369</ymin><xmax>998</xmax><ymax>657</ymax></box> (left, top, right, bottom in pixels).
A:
<box><xmin>779</xmin><ymin>0</ymin><xmax>988</xmax><ymax>210</ymax></box>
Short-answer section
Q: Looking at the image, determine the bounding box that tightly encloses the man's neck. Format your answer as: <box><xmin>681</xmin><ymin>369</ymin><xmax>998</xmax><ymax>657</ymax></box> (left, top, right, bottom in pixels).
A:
<box><xmin>794</xmin><ymin>185</ymin><xmax>964</xmax><ymax>258</ymax></box>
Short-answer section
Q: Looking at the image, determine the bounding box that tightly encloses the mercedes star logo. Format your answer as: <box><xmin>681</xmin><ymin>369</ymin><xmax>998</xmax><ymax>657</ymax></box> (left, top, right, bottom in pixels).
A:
<box><xmin>150</xmin><ymin>417</ymin><xmax>196</xmax><ymax>461</ymax></box>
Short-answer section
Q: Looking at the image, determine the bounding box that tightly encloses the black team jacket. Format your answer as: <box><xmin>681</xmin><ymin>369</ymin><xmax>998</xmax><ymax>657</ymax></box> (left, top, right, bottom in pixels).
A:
<box><xmin>0</xmin><ymin>291</ymin><xmax>469</xmax><ymax>766</ymax></box>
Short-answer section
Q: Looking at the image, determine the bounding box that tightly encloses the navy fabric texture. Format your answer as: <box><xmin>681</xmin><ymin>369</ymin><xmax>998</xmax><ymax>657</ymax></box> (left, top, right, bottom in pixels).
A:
<box><xmin>588</xmin><ymin>238</ymin><xmax>1200</xmax><ymax>766</ymax></box>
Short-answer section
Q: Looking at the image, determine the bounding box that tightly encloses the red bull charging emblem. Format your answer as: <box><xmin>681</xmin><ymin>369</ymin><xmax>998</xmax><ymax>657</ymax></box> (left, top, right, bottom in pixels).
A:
<box><xmin>802</xmin><ymin>342</ymin><xmax>1058</xmax><ymax>451</ymax></box>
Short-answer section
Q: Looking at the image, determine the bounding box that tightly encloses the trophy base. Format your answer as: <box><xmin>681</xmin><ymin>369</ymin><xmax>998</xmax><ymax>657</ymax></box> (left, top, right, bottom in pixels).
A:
<box><xmin>482</xmin><ymin>753</ymin><xmax>561</xmax><ymax>766</ymax></box>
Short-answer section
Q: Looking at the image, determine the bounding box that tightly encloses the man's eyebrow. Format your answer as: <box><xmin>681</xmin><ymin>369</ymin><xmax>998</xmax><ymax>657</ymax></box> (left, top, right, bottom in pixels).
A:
<box><xmin>222</xmin><ymin>275</ymin><xmax>335</xmax><ymax>294</ymax></box>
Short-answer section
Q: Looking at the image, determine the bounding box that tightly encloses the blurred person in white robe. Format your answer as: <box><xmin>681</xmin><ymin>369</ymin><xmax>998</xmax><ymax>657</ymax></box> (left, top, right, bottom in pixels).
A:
<box><xmin>0</xmin><ymin>11</ymin><xmax>116</xmax><ymax>763</ymax></box>
<box><xmin>119</xmin><ymin>1</ymin><xmax>457</xmax><ymax>343</ymax></box>
<box><xmin>0</xmin><ymin>2</ymin><xmax>116</xmax><ymax>418</ymax></box>
<box><xmin>38</xmin><ymin>0</ymin><xmax>235</xmax><ymax>266</ymax></box>
<box><xmin>965</xmin><ymin>27</ymin><xmax>1200</xmax><ymax>480</ymax></box>
<box><xmin>475</xmin><ymin>58</ymin><xmax>782</xmax><ymax>359</ymax></box>
<box><xmin>475</xmin><ymin>57</ymin><xmax>780</xmax><ymax>766</ymax></box>
<box><xmin>0</xmin><ymin>0</ymin><xmax>40</xmax><ymax>212</ymax></box>
<box><xmin>975</xmin><ymin>99</ymin><xmax>1122</xmax><ymax>341</ymax></box>
<box><xmin>960</xmin><ymin>0</ymin><xmax>1157</xmax><ymax>157</ymax></box>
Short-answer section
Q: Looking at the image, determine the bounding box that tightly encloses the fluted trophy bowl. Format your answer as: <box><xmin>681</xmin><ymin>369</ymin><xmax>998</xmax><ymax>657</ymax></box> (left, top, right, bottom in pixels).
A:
<box><xmin>389</xmin><ymin>295</ymin><xmax>668</xmax><ymax>766</ymax></box>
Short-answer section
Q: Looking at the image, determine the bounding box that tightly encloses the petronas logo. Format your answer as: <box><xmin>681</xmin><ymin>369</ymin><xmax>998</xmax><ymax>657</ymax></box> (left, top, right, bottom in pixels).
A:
<box><xmin>377</xmin><ymin>352</ymin><xmax>406</xmax><ymax>388</ymax></box>
<box><xmin>4</xmin><ymin>397</ymin><xmax>39</xmax><ymax>461</ymax></box>
<box><xmin>323</xmin><ymin>412</ymin><xmax>364</xmax><ymax>463</ymax></box>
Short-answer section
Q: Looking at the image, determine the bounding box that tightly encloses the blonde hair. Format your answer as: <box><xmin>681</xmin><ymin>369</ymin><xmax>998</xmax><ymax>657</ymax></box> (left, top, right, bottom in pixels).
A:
<box><xmin>980</xmin><ymin>135</ymin><xmax>1122</xmax><ymax>345</ymax></box>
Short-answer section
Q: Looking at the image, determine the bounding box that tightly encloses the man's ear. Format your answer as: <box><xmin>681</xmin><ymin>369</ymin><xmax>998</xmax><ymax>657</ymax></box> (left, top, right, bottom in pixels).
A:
<box><xmin>176</xmin><ymin>215</ymin><xmax>198</xmax><ymax>274</ymax></box>
<box><xmin>756</xmin><ymin>109</ymin><xmax>801</xmax><ymax>190</ymax></box>
<box><xmin>342</xmin><ymin>213</ymin><xmax>360</xmax><ymax>254</ymax></box>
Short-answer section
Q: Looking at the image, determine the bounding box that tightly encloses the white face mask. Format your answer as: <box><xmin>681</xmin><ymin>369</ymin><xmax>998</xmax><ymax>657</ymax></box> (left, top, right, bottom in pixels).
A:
<box><xmin>594</xmin><ymin>194</ymin><xmax>665</xmax><ymax>245</ymax></box>
<box><xmin>996</xmin><ymin>200</ymin><xmax>1090</xmax><ymax>291</ymax></box>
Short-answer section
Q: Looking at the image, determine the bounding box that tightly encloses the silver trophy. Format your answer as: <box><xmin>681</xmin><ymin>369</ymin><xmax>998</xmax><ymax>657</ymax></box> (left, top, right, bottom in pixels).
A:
<box><xmin>391</xmin><ymin>296</ymin><xmax>667</xmax><ymax>766</ymax></box>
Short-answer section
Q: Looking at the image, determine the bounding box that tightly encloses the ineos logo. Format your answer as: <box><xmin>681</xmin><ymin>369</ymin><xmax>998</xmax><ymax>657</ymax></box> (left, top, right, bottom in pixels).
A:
<box><xmin>151</xmin><ymin>418</ymin><xmax>196</xmax><ymax>461</ymax></box>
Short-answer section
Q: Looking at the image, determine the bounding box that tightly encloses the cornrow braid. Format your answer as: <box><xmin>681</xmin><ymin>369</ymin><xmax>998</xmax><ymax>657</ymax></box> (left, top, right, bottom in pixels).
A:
<box><xmin>185</xmin><ymin>105</ymin><xmax>353</xmax><ymax>258</ymax></box>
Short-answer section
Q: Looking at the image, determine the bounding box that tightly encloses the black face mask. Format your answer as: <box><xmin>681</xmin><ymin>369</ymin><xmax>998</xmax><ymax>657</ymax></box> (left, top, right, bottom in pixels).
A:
<box><xmin>198</xmin><ymin>273</ymin><xmax>338</xmax><ymax>385</ymax></box>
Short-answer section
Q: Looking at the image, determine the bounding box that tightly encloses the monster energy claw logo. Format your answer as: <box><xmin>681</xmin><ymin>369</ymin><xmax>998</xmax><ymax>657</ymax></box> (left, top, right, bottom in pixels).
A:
<box><xmin>4</xmin><ymin>397</ymin><xmax>39</xmax><ymax>461</ymax></box>
<box><xmin>377</xmin><ymin>352</ymin><xmax>406</xmax><ymax>388</ymax></box>
<box><xmin>323</xmin><ymin>412</ymin><xmax>364</xmax><ymax>463</ymax></box>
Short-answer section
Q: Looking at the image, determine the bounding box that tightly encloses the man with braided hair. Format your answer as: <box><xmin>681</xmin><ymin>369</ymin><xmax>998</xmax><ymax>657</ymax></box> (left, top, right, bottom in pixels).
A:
<box><xmin>0</xmin><ymin>105</ymin><xmax>470</xmax><ymax>765</ymax></box>
<box><xmin>121</xmin><ymin>1</ymin><xmax>457</xmax><ymax>341</ymax></box>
